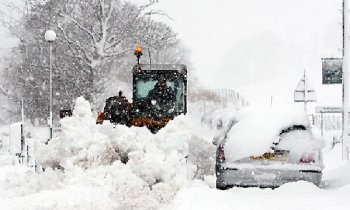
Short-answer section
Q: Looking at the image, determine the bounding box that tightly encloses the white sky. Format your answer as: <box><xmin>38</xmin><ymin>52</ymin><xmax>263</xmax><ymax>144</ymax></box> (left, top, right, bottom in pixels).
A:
<box><xmin>0</xmin><ymin>0</ymin><xmax>345</xmax><ymax>109</ymax></box>
<box><xmin>152</xmin><ymin>0</ymin><xmax>344</xmax><ymax>108</ymax></box>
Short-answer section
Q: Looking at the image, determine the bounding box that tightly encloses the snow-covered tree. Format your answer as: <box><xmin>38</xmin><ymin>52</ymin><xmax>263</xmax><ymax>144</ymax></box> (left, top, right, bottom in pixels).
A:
<box><xmin>2</xmin><ymin>0</ymin><xmax>189</xmax><ymax>122</ymax></box>
<box><xmin>0</xmin><ymin>49</ymin><xmax>23</xmax><ymax>123</ymax></box>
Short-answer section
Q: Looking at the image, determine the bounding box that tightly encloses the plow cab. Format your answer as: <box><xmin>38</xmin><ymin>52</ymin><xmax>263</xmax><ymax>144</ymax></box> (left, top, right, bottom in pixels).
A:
<box><xmin>97</xmin><ymin>63</ymin><xmax>187</xmax><ymax>133</ymax></box>
<box><xmin>132</xmin><ymin>64</ymin><xmax>187</xmax><ymax>132</ymax></box>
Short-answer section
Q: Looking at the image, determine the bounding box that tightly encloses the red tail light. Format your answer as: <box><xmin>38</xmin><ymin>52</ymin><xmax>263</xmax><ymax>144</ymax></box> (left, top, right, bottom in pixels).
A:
<box><xmin>300</xmin><ymin>151</ymin><xmax>318</xmax><ymax>163</ymax></box>
<box><xmin>219</xmin><ymin>145</ymin><xmax>225</xmax><ymax>162</ymax></box>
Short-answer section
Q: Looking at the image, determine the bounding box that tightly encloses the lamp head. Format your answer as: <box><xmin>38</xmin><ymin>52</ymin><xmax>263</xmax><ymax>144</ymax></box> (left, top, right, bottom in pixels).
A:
<box><xmin>45</xmin><ymin>30</ymin><xmax>57</xmax><ymax>42</ymax></box>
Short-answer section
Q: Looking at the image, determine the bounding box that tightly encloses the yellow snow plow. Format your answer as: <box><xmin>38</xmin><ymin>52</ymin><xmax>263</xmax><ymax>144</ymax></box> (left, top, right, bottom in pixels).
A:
<box><xmin>97</xmin><ymin>47</ymin><xmax>187</xmax><ymax>133</ymax></box>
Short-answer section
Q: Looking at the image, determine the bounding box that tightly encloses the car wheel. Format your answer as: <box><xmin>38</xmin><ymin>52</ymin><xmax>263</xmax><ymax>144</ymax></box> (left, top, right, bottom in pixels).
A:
<box><xmin>216</xmin><ymin>181</ymin><xmax>229</xmax><ymax>190</ymax></box>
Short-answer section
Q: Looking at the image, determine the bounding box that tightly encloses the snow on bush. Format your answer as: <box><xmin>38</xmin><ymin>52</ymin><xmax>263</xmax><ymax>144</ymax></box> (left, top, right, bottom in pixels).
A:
<box><xmin>30</xmin><ymin>97</ymin><xmax>195</xmax><ymax>209</ymax></box>
<box><xmin>224</xmin><ymin>106</ymin><xmax>311</xmax><ymax>162</ymax></box>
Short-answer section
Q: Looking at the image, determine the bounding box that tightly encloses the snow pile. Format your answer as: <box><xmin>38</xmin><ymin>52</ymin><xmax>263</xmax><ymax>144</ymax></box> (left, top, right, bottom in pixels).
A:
<box><xmin>224</xmin><ymin>106</ymin><xmax>310</xmax><ymax>162</ymax></box>
<box><xmin>37</xmin><ymin>97</ymin><xmax>117</xmax><ymax>169</ymax></box>
<box><xmin>0</xmin><ymin>97</ymin><xmax>228</xmax><ymax>209</ymax></box>
<box><xmin>323</xmin><ymin>162</ymin><xmax>350</xmax><ymax>188</ymax></box>
<box><xmin>322</xmin><ymin>143</ymin><xmax>350</xmax><ymax>188</ymax></box>
<box><xmin>276</xmin><ymin>130</ymin><xmax>323</xmax><ymax>163</ymax></box>
<box><xmin>0</xmin><ymin>97</ymin><xmax>196</xmax><ymax>209</ymax></box>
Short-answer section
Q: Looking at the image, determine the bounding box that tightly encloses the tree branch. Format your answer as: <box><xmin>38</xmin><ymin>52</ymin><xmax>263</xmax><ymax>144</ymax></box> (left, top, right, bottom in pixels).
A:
<box><xmin>104</xmin><ymin>48</ymin><xmax>132</xmax><ymax>58</ymax></box>
<box><xmin>59</xmin><ymin>12</ymin><xmax>97</xmax><ymax>44</ymax></box>
<box><xmin>139</xmin><ymin>0</ymin><xmax>159</xmax><ymax>12</ymax></box>
<box><xmin>55</xmin><ymin>24</ymin><xmax>94</xmax><ymax>64</ymax></box>
<box><xmin>144</xmin><ymin>10</ymin><xmax>173</xmax><ymax>20</ymax></box>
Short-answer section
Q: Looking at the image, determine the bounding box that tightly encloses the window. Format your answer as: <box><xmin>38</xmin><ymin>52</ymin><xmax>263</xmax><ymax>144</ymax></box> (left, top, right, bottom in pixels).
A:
<box><xmin>134</xmin><ymin>72</ymin><xmax>186</xmax><ymax>117</ymax></box>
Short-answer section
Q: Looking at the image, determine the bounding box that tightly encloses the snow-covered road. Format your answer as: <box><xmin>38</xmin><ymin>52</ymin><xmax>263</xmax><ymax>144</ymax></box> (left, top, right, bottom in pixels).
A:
<box><xmin>164</xmin><ymin>180</ymin><xmax>350</xmax><ymax>210</ymax></box>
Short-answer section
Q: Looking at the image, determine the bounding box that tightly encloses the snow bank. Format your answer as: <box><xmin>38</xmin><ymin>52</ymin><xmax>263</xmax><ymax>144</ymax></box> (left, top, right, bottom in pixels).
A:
<box><xmin>322</xmin><ymin>143</ymin><xmax>350</xmax><ymax>188</ymax></box>
<box><xmin>36</xmin><ymin>97</ymin><xmax>114</xmax><ymax>169</ymax></box>
<box><xmin>9</xmin><ymin>97</ymin><xmax>195</xmax><ymax>209</ymax></box>
<box><xmin>0</xmin><ymin>97</ymin><xmax>225</xmax><ymax>209</ymax></box>
<box><xmin>224</xmin><ymin>106</ymin><xmax>310</xmax><ymax>162</ymax></box>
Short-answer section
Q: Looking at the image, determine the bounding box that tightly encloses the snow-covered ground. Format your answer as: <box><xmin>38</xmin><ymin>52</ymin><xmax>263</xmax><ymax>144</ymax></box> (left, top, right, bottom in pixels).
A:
<box><xmin>163</xmin><ymin>144</ymin><xmax>350</xmax><ymax>210</ymax></box>
<box><xmin>160</xmin><ymin>114</ymin><xmax>350</xmax><ymax>210</ymax></box>
<box><xmin>0</xmin><ymin>98</ymin><xmax>219</xmax><ymax>210</ymax></box>
<box><xmin>0</xmin><ymin>98</ymin><xmax>349</xmax><ymax>210</ymax></box>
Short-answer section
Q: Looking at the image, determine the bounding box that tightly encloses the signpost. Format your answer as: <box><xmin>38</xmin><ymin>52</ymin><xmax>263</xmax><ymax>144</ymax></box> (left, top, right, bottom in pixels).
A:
<box><xmin>322</xmin><ymin>58</ymin><xmax>343</xmax><ymax>84</ymax></box>
<box><xmin>294</xmin><ymin>71</ymin><xmax>317</xmax><ymax>113</ymax></box>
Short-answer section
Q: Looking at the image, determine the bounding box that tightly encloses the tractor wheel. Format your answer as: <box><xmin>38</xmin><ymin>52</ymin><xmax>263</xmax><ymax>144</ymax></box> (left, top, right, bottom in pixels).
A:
<box><xmin>148</xmin><ymin>126</ymin><xmax>161</xmax><ymax>134</ymax></box>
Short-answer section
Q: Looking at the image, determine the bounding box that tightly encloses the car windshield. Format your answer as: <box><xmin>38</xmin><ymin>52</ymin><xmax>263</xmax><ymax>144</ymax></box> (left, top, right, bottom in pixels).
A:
<box><xmin>133</xmin><ymin>72</ymin><xmax>185</xmax><ymax>118</ymax></box>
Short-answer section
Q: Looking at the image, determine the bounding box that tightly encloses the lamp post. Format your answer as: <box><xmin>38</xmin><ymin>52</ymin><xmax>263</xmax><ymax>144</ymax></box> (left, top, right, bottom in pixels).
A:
<box><xmin>343</xmin><ymin>0</ymin><xmax>350</xmax><ymax>160</ymax></box>
<box><xmin>44</xmin><ymin>30</ymin><xmax>56</xmax><ymax>140</ymax></box>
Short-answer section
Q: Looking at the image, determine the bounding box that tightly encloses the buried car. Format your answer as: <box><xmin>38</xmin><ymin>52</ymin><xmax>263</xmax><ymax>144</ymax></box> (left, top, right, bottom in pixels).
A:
<box><xmin>213</xmin><ymin>107</ymin><xmax>324</xmax><ymax>189</ymax></box>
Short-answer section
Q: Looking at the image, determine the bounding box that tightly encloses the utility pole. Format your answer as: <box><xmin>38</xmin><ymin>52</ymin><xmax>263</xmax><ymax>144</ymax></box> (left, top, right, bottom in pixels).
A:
<box><xmin>270</xmin><ymin>96</ymin><xmax>273</xmax><ymax>106</ymax></box>
<box><xmin>343</xmin><ymin>0</ymin><xmax>350</xmax><ymax>160</ymax></box>
<box><xmin>44</xmin><ymin>30</ymin><xmax>56</xmax><ymax>141</ymax></box>
<box><xmin>49</xmin><ymin>42</ymin><xmax>53</xmax><ymax>140</ymax></box>
<box><xmin>148</xmin><ymin>47</ymin><xmax>152</xmax><ymax>68</ymax></box>
<box><xmin>343</xmin><ymin>0</ymin><xmax>345</xmax><ymax>58</ymax></box>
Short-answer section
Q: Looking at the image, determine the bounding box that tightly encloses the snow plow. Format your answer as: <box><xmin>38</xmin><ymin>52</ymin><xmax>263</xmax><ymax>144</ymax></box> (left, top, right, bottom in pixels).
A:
<box><xmin>97</xmin><ymin>48</ymin><xmax>187</xmax><ymax>133</ymax></box>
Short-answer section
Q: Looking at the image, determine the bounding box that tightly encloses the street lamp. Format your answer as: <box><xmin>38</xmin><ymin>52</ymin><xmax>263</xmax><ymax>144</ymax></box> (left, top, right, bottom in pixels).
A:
<box><xmin>44</xmin><ymin>30</ymin><xmax>56</xmax><ymax>140</ymax></box>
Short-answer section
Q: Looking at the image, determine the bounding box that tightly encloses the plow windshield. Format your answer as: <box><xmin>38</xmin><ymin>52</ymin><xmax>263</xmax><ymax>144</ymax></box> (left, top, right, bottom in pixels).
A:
<box><xmin>133</xmin><ymin>70</ymin><xmax>186</xmax><ymax>118</ymax></box>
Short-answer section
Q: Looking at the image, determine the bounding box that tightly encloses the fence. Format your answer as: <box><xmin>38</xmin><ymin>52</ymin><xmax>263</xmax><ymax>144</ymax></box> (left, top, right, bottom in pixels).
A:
<box><xmin>188</xmin><ymin>88</ymin><xmax>249</xmax><ymax>109</ymax></box>
<box><xmin>314</xmin><ymin>113</ymin><xmax>342</xmax><ymax>130</ymax></box>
